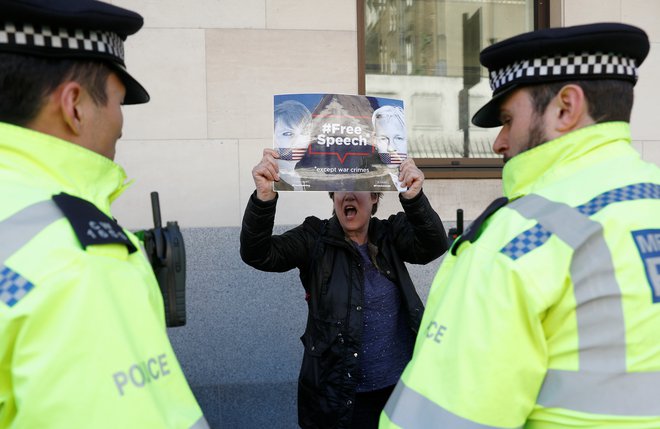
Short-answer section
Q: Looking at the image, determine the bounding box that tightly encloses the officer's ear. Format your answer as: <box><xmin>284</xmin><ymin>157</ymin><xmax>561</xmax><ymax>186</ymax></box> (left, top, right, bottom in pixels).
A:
<box><xmin>58</xmin><ymin>81</ymin><xmax>85</xmax><ymax>136</ymax></box>
<box><xmin>549</xmin><ymin>84</ymin><xmax>594</xmax><ymax>134</ymax></box>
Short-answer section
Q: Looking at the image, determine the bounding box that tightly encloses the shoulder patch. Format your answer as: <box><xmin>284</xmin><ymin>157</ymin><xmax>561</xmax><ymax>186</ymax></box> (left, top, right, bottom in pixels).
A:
<box><xmin>52</xmin><ymin>193</ymin><xmax>137</xmax><ymax>253</ymax></box>
<box><xmin>0</xmin><ymin>265</ymin><xmax>34</xmax><ymax>307</ymax></box>
<box><xmin>451</xmin><ymin>196</ymin><xmax>508</xmax><ymax>256</ymax></box>
<box><xmin>631</xmin><ymin>229</ymin><xmax>660</xmax><ymax>303</ymax></box>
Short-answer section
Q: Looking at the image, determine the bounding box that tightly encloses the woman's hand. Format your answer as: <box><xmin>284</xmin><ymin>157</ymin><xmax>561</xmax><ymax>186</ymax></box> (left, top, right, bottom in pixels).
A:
<box><xmin>398</xmin><ymin>158</ymin><xmax>424</xmax><ymax>199</ymax></box>
<box><xmin>252</xmin><ymin>148</ymin><xmax>280</xmax><ymax>201</ymax></box>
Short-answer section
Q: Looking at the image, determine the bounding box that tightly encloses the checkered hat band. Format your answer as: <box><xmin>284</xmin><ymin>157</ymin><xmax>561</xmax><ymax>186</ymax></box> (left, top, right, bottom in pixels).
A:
<box><xmin>0</xmin><ymin>21</ymin><xmax>124</xmax><ymax>62</ymax></box>
<box><xmin>489</xmin><ymin>52</ymin><xmax>638</xmax><ymax>92</ymax></box>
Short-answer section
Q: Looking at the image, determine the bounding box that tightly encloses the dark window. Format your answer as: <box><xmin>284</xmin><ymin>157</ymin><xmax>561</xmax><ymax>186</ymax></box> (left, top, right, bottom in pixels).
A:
<box><xmin>358</xmin><ymin>0</ymin><xmax>550</xmax><ymax>178</ymax></box>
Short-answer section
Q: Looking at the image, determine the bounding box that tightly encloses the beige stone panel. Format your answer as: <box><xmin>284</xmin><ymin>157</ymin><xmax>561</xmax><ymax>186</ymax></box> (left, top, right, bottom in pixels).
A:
<box><xmin>206</xmin><ymin>29</ymin><xmax>358</xmax><ymax>139</ymax></box>
<box><xmin>238</xmin><ymin>138</ymin><xmax>501</xmax><ymax>225</ymax></box>
<box><xmin>373</xmin><ymin>192</ymin><xmax>415</xmax><ymax>219</ymax></box>
<box><xmin>549</xmin><ymin>0</ymin><xmax>562</xmax><ymax>27</ymax></box>
<box><xmin>110</xmin><ymin>0</ymin><xmax>265</xmax><ymax>29</ymax></box>
<box><xmin>273</xmin><ymin>192</ymin><xmax>338</xmax><ymax>226</ymax></box>
<box><xmin>421</xmin><ymin>179</ymin><xmax>503</xmax><ymax>224</ymax></box>
<box><xmin>266</xmin><ymin>0</ymin><xmax>355</xmax><ymax>31</ymax></box>
<box><xmin>237</xmin><ymin>140</ymin><xmax>427</xmax><ymax>226</ymax></box>
<box><xmin>121</xmin><ymin>29</ymin><xmax>207</xmax><ymax>141</ymax></box>
<box><xmin>631</xmin><ymin>43</ymin><xmax>660</xmax><ymax>141</ymax></box>
<box><xmin>371</xmin><ymin>178</ymin><xmax>502</xmax><ymax>224</ymax></box>
<box><xmin>562</xmin><ymin>0</ymin><xmax>621</xmax><ymax>25</ymax></box>
<box><xmin>113</xmin><ymin>140</ymin><xmax>240</xmax><ymax>229</ymax></box>
<box><xmin>641</xmin><ymin>141</ymin><xmax>660</xmax><ymax>167</ymax></box>
<box><xmin>631</xmin><ymin>140</ymin><xmax>644</xmax><ymax>155</ymax></box>
<box><xmin>622</xmin><ymin>0</ymin><xmax>660</xmax><ymax>43</ymax></box>
<box><xmin>238</xmin><ymin>138</ymin><xmax>336</xmax><ymax>226</ymax></box>
<box><xmin>251</xmin><ymin>176</ymin><xmax>501</xmax><ymax>227</ymax></box>
<box><xmin>238</xmin><ymin>139</ymin><xmax>268</xmax><ymax>211</ymax></box>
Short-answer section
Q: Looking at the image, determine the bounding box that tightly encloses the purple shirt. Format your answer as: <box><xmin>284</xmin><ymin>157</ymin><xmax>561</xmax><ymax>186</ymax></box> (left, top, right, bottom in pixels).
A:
<box><xmin>354</xmin><ymin>243</ymin><xmax>415</xmax><ymax>392</ymax></box>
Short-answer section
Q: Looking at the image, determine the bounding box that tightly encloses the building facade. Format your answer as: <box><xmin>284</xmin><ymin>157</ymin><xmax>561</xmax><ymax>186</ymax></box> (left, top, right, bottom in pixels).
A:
<box><xmin>112</xmin><ymin>0</ymin><xmax>660</xmax><ymax>231</ymax></box>
<box><xmin>107</xmin><ymin>1</ymin><xmax>660</xmax><ymax>427</ymax></box>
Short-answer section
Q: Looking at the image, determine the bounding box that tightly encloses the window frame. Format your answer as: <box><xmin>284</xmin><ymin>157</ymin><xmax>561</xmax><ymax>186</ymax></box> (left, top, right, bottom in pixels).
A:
<box><xmin>357</xmin><ymin>0</ymin><xmax>551</xmax><ymax>179</ymax></box>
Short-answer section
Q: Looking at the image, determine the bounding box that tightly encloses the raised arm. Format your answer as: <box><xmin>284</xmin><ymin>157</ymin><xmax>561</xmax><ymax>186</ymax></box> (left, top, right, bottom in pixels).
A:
<box><xmin>391</xmin><ymin>159</ymin><xmax>448</xmax><ymax>263</ymax></box>
<box><xmin>240</xmin><ymin>149</ymin><xmax>316</xmax><ymax>273</ymax></box>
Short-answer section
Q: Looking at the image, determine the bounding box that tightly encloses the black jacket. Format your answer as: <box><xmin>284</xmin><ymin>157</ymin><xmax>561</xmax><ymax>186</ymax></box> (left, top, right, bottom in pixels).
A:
<box><xmin>240</xmin><ymin>190</ymin><xmax>448</xmax><ymax>428</ymax></box>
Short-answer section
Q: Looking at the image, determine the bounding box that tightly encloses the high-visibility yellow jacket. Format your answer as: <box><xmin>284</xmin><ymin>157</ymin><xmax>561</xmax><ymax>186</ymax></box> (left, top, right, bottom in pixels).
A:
<box><xmin>381</xmin><ymin>122</ymin><xmax>660</xmax><ymax>428</ymax></box>
<box><xmin>0</xmin><ymin>123</ymin><xmax>207</xmax><ymax>429</ymax></box>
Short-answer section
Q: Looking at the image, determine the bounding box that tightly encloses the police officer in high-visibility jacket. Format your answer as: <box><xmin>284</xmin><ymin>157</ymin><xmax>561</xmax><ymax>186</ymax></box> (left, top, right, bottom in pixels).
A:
<box><xmin>381</xmin><ymin>23</ymin><xmax>660</xmax><ymax>428</ymax></box>
<box><xmin>0</xmin><ymin>1</ymin><xmax>207</xmax><ymax>428</ymax></box>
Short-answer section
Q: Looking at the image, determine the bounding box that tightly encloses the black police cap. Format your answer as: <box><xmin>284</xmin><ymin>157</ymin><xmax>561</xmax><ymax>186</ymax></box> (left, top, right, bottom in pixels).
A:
<box><xmin>0</xmin><ymin>0</ymin><xmax>149</xmax><ymax>104</ymax></box>
<box><xmin>472</xmin><ymin>22</ymin><xmax>650</xmax><ymax>127</ymax></box>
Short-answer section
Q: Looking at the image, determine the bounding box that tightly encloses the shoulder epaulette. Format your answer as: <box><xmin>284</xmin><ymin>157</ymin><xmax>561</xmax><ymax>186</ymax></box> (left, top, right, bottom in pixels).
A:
<box><xmin>451</xmin><ymin>196</ymin><xmax>508</xmax><ymax>256</ymax></box>
<box><xmin>52</xmin><ymin>193</ymin><xmax>137</xmax><ymax>253</ymax></box>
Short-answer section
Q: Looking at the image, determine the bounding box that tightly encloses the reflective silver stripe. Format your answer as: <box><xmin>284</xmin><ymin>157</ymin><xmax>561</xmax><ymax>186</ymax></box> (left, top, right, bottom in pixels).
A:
<box><xmin>539</xmin><ymin>369</ymin><xmax>660</xmax><ymax>416</ymax></box>
<box><xmin>383</xmin><ymin>379</ymin><xmax>519</xmax><ymax>429</ymax></box>
<box><xmin>508</xmin><ymin>193</ymin><xmax>660</xmax><ymax>416</ymax></box>
<box><xmin>508</xmin><ymin>194</ymin><xmax>627</xmax><ymax>370</ymax></box>
<box><xmin>570</xmin><ymin>226</ymin><xmax>627</xmax><ymax>371</ymax></box>
<box><xmin>189</xmin><ymin>415</ymin><xmax>210</xmax><ymax>429</ymax></box>
<box><xmin>0</xmin><ymin>199</ymin><xmax>63</xmax><ymax>263</ymax></box>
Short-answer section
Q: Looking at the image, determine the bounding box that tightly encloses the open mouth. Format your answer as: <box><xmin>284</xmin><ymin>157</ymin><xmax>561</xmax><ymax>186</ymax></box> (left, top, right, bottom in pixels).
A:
<box><xmin>344</xmin><ymin>205</ymin><xmax>357</xmax><ymax>220</ymax></box>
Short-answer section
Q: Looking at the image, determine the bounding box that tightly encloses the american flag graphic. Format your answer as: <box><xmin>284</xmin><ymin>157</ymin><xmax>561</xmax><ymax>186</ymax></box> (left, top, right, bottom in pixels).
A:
<box><xmin>277</xmin><ymin>148</ymin><xmax>307</xmax><ymax>161</ymax></box>
<box><xmin>379</xmin><ymin>152</ymin><xmax>407</xmax><ymax>165</ymax></box>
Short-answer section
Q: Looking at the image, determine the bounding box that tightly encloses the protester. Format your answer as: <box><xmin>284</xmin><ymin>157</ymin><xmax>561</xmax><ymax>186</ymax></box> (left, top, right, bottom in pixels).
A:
<box><xmin>381</xmin><ymin>22</ymin><xmax>660</xmax><ymax>428</ymax></box>
<box><xmin>0</xmin><ymin>1</ymin><xmax>207</xmax><ymax>427</ymax></box>
<box><xmin>240</xmin><ymin>149</ymin><xmax>448</xmax><ymax>428</ymax></box>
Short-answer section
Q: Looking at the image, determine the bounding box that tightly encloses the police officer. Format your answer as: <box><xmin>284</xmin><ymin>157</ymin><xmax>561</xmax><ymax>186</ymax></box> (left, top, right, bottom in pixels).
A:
<box><xmin>381</xmin><ymin>23</ymin><xmax>660</xmax><ymax>428</ymax></box>
<box><xmin>0</xmin><ymin>1</ymin><xmax>207</xmax><ymax>428</ymax></box>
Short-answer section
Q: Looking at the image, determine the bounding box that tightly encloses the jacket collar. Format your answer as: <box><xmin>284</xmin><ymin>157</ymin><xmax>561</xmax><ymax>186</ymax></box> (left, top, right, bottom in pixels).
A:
<box><xmin>0</xmin><ymin>122</ymin><xmax>130</xmax><ymax>213</ymax></box>
<box><xmin>502</xmin><ymin>121</ymin><xmax>632</xmax><ymax>200</ymax></box>
<box><xmin>326</xmin><ymin>216</ymin><xmax>352</xmax><ymax>246</ymax></box>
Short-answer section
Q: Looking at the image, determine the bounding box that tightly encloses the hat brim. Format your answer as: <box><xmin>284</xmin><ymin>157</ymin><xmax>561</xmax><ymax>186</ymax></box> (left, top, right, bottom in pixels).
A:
<box><xmin>111</xmin><ymin>63</ymin><xmax>150</xmax><ymax>105</ymax></box>
<box><xmin>471</xmin><ymin>85</ymin><xmax>517</xmax><ymax>128</ymax></box>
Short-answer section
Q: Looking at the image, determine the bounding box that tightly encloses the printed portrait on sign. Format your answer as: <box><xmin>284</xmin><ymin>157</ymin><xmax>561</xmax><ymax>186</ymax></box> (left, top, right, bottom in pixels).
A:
<box><xmin>273</xmin><ymin>100</ymin><xmax>313</xmax><ymax>190</ymax></box>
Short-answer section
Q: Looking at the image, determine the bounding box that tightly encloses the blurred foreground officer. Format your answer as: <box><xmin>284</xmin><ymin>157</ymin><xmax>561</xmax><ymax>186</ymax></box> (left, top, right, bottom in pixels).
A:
<box><xmin>381</xmin><ymin>23</ymin><xmax>660</xmax><ymax>428</ymax></box>
<box><xmin>0</xmin><ymin>1</ymin><xmax>207</xmax><ymax>428</ymax></box>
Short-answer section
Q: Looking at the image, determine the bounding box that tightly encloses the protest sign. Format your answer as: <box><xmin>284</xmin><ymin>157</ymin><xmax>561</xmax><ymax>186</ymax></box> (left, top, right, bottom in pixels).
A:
<box><xmin>273</xmin><ymin>93</ymin><xmax>407</xmax><ymax>192</ymax></box>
